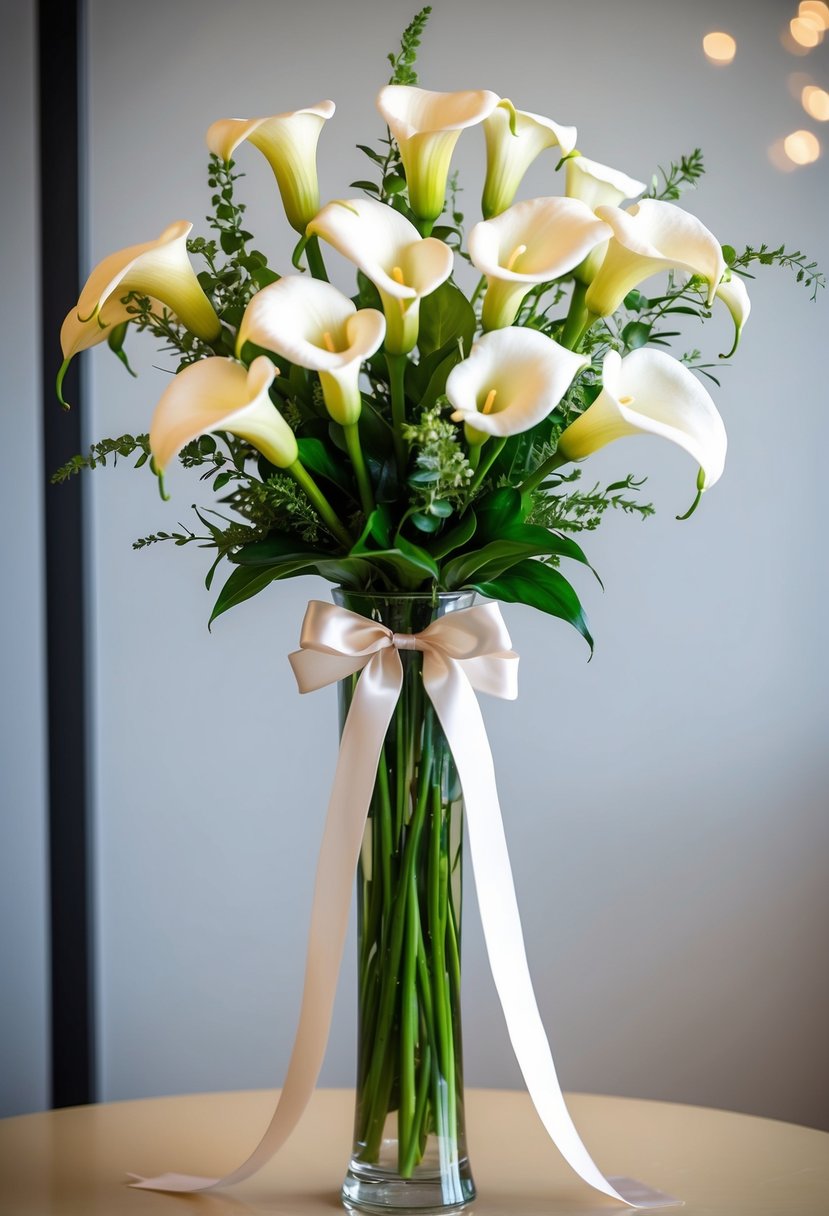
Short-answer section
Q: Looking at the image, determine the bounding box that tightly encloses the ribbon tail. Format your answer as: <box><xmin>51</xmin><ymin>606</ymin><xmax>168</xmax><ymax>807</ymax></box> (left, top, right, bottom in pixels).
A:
<box><xmin>426</xmin><ymin>662</ymin><xmax>682</xmax><ymax>1211</ymax></box>
<box><xmin>129</xmin><ymin>653</ymin><xmax>403</xmax><ymax>1192</ymax></box>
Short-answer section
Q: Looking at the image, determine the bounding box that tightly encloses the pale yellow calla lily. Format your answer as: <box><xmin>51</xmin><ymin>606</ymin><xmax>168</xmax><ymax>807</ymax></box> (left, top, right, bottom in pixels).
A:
<box><xmin>468</xmin><ymin>197</ymin><xmax>612</xmax><ymax>330</ymax></box>
<box><xmin>481</xmin><ymin>100</ymin><xmax>577</xmax><ymax>219</ymax></box>
<box><xmin>149</xmin><ymin>356</ymin><xmax>297</xmax><ymax>472</ymax></box>
<box><xmin>207</xmin><ymin>101</ymin><xmax>336</xmax><ymax>233</ymax></box>
<box><xmin>714</xmin><ymin>272</ymin><xmax>751</xmax><ymax>357</ymax></box>
<box><xmin>237</xmin><ymin>276</ymin><xmax>386</xmax><ymax>425</ymax></box>
<box><xmin>377</xmin><ymin>85</ymin><xmax>499</xmax><ymax>225</ymax></box>
<box><xmin>585</xmin><ymin>199</ymin><xmax>726</xmax><ymax>318</ymax></box>
<box><xmin>564</xmin><ymin>154</ymin><xmax>647</xmax><ymax>284</ymax></box>
<box><xmin>59</xmin><ymin>221</ymin><xmax>221</xmax><ymax>403</ymax></box>
<box><xmin>446</xmin><ymin>326</ymin><xmax>588</xmax><ymax>446</ymax></box>
<box><xmin>557</xmin><ymin>348</ymin><xmax>727</xmax><ymax>490</ymax></box>
<box><xmin>307</xmin><ymin>198</ymin><xmax>453</xmax><ymax>353</ymax></box>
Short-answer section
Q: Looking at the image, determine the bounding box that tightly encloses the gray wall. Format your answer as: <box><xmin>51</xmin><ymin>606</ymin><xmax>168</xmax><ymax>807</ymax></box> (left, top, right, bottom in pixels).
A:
<box><xmin>4</xmin><ymin>0</ymin><xmax>827</xmax><ymax>1131</ymax></box>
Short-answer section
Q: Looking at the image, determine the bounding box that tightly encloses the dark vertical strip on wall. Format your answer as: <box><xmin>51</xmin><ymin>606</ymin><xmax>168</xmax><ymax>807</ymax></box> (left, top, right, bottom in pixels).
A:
<box><xmin>38</xmin><ymin>0</ymin><xmax>96</xmax><ymax>1108</ymax></box>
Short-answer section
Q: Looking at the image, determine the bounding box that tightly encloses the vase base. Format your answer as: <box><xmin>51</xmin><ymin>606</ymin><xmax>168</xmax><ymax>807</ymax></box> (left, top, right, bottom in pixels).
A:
<box><xmin>342</xmin><ymin>1155</ymin><xmax>476</xmax><ymax>1213</ymax></box>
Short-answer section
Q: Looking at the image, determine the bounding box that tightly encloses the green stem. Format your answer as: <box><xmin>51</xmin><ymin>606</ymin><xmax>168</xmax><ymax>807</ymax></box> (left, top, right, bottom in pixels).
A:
<box><xmin>428</xmin><ymin>777</ymin><xmax>458</xmax><ymax>1167</ymax></box>
<box><xmin>344</xmin><ymin>422</ymin><xmax>375</xmax><ymax>518</ymax></box>
<box><xmin>519</xmin><ymin>451</ymin><xmax>567</xmax><ymax>496</ymax></box>
<box><xmin>469</xmin><ymin>274</ymin><xmax>487</xmax><ymax>308</ymax></box>
<box><xmin>399</xmin><ymin>870</ymin><xmax>419</xmax><ymax>1174</ymax></box>
<box><xmin>287</xmin><ymin>458</ymin><xmax>353</xmax><ymax>549</ymax></box>
<box><xmin>560</xmin><ymin>280</ymin><xmax>597</xmax><ymax>351</ymax></box>
<box><xmin>304</xmin><ymin>234</ymin><xmax>329</xmax><ymax>282</ymax></box>
<box><xmin>465</xmin><ymin>437</ymin><xmax>505</xmax><ymax>501</ymax></box>
<box><xmin>386</xmin><ymin>353</ymin><xmax>409</xmax><ymax>480</ymax></box>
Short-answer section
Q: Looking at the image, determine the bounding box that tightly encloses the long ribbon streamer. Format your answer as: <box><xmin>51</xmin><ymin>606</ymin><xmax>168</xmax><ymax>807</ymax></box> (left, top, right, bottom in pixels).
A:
<box><xmin>130</xmin><ymin>600</ymin><xmax>679</xmax><ymax>1209</ymax></box>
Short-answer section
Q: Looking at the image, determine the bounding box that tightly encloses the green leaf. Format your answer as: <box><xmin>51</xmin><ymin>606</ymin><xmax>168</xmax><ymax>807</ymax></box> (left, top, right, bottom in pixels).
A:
<box><xmin>430</xmin><ymin>510</ymin><xmax>477</xmax><ymax>560</ymax></box>
<box><xmin>210</xmin><ymin>565</ymin><xmax>282</xmax><ymax>625</ymax></box>
<box><xmin>411</xmin><ymin>511</ymin><xmax>441</xmax><ymax>533</ymax></box>
<box><xmin>392</xmin><ymin>534</ymin><xmax>440</xmax><ymax>579</ymax></box>
<box><xmin>350</xmin><ymin>180</ymin><xmax>381</xmax><ymax>194</ymax></box>
<box><xmin>623</xmin><ymin>290</ymin><xmax>649</xmax><ymax>311</ymax></box>
<box><xmin>621</xmin><ymin>320</ymin><xmax>652</xmax><ymax>349</ymax></box>
<box><xmin>297</xmin><ymin>436</ymin><xmax>355</xmax><ymax>494</ymax></box>
<box><xmin>417</xmin><ymin>280</ymin><xmax>476</xmax><ymax>358</ymax></box>
<box><xmin>473</xmin><ymin>559</ymin><xmax>593</xmax><ymax>651</ymax></box>
<box><xmin>442</xmin><ymin>527</ymin><xmax>593</xmax><ymax>589</ymax></box>
<box><xmin>474</xmin><ymin>487</ymin><xmax>527</xmax><ymax>539</ymax></box>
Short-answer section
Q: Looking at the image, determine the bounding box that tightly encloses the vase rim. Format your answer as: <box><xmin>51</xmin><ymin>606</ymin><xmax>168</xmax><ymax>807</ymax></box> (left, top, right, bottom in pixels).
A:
<box><xmin>332</xmin><ymin>587</ymin><xmax>475</xmax><ymax>602</ymax></box>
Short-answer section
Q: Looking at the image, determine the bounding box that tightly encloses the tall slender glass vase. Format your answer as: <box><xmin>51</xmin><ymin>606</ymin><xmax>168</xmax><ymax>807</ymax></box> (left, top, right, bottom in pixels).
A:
<box><xmin>335</xmin><ymin>589</ymin><xmax>477</xmax><ymax>1214</ymax></box>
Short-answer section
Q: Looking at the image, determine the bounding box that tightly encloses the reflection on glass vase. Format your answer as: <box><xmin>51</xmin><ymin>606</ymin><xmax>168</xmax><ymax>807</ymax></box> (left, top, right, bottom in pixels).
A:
<box><xmin>336</xmin><ymin>589</ymin><xmax>477</xmax><ymax>1214</ymax></box>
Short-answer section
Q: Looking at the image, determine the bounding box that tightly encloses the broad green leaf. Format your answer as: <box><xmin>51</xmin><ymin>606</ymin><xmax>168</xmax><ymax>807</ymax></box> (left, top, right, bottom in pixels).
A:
<box><xmin>474</xmin><ymin>487</ymin><xmax>527</xmax><ymax>540</ymax></box>
<box><xmin>297</xmin><ymin>436</ymin><xmax>355</xmax><ymax>494</ymax></box>
<box><xmin>417</xmin><ymin>281</ymin><xmax>476</xmax><ymax>358</ymax></box>
<box><xmin>473</xmin><ymin>559</ymin><xmax>593</xmax><ymax>651</ymax></box>
<box><xmin>430</xmin><ymin>510</ymin><xmax>477</xmax><ymax>560</ymax></box>
<box><xmin>621</xmin><ymin>320</ymin><xmax>652</xmax><ymax>349</ymax></box>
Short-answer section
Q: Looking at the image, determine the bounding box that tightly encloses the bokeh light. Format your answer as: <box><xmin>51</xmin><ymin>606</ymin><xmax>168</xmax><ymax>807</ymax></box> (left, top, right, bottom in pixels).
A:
<box><xmin>799</xmin><ymin>1</ymin><xmax>829</xmax><ymax>31</ymax></box>
<box><xmin>703</xmin><ymin>31</ymin><xmax>737</xmax><ymax>64</ymax></box>
<box><xmin>802</xmin><ymin>84</ymin><xmax>829</xmax><ymax>119</ymax></box>
<box><xmin>790</xmin><ymin>16</ymin><xmax>824</xmax><ymax>47</ymax></box>
<box><xmin>783</xmin><ymin>128</ymin><xmax>821</xmax><ymax>163</ymax></box>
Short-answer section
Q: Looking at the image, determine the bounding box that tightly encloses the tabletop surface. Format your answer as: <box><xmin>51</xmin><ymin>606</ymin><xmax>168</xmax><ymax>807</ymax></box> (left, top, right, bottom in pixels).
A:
<box><xmin>1</xmin><ymin>1088</ymin><xmax>827</xmax><ymax>1216</ymax></box>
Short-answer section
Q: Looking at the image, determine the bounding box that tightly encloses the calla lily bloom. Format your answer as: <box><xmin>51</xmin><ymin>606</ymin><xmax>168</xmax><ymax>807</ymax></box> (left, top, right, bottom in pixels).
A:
<box><xmin>149</xmin><ymin>356</ymin><xmax>297</xmax><ymax>472</ymax></box>
<box><xmin>556</xmin><ymin>348</ymin><xmax>727</xmax><ymax>490</ymax></box>
<box><xmin>585</xmin><ymin>199</ymin><xmax>726</xmax><ymax>319</ymax></box>
<box><xmin>377</xmin><ymin>85</ymin><xmax>499</xmax><ymax>225</ymax></box>
<box><xmin>481</xmin><ymin>99</ymin><xmax>577</xmax><ymax>219</ymax></box>
<box><xmin>446</xmin><ymin>327</ymin><xmax>589</xmax><ymax>446</ymax></box>
<box><xmin>564</xmin><ymin>154</ymin><xmax>646</xmax><ymax>211</ymax></box>
<box><xmin>307</xmin><ymin>197</ymin><xmax>453</xmax><ymax>353</ymax></box>
<box><xmin>207</xmin><ymin>101</ymin><xmax>335</xmax><ymax>233</ymax></box>
<box><xmin>237</xmin><ymin>276</ymin><xmax>386</xmax><ymax>425</ymax></box>
<box><xmin>59</xmin><ymin>221</ymin><xmax>221</xmax><ymax>403</ymax></box>
<box><xmin>714</xmin><ymin>272</ymin><xmax>751</xmax><ymax>357</ymax></box>
<box><xmin>468</xmin><ymin>197</ymin><xmax>612</xmax><ymax>330</ymax></box>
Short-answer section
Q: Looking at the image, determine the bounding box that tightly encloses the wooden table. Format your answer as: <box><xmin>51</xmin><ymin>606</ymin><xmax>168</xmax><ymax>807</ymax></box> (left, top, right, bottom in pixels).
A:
<box><xmin>1</xmin><ymin>1088</ymin><xmax>827</xmax><ymax>1214</ymax></box>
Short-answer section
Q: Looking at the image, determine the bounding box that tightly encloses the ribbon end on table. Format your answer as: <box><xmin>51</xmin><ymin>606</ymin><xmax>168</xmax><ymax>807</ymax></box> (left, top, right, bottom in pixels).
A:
<box><xmin>608</xmin><ymin>1176</ymin><xmax>684</xmax><ymax>1209</ymax></box>
<box><xmin>126</xmin><ymin>1172</ymin><xmax>219</xmax><ymax>1192</ymax></box>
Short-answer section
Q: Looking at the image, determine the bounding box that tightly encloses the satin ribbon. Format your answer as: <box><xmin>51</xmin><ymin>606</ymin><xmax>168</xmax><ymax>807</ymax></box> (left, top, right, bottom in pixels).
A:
<box><xmin>130</xmin><ymin>600</ymin><xmax>679</xmax><ymax>1209</ymax></box>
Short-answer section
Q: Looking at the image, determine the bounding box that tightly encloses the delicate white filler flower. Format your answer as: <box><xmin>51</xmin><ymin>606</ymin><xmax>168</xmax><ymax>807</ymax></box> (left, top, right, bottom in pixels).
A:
<box><xmin>468</xmin><ymin>197</ymin><xmax>611</xmax><ymax>330</ymax></box>
<box><xmin>59</xmin><ymin>221</ymin><xmax>220</xmax><ymax>402</ymax></box>
<box><xmin>585</xmin><ymin>199</ymin><xmax>726</xmax><ymax>318</ymax></box>
<box><xmin>237</xmin><ymin>276</ymin><xmax>385</xmax><ymax>425</ymax></box>
<box><xmin>445</xmin><ymin>327</ymin><xmax>589</xmax><ymax>445</ymax></box>
<box><xmin>377</xmin><ymin>85</ymin><xmax>499</xmax><ymax>224</ymax></box>
<box><xmin>307</xmin><ymin>197</ymin><xmax>453</xmax><ymax>354</ymax></box>
<box><xmin>556</xmin><ymin>348</ymin><xmax>727</xmax><ymax>490</ymax></box>
<box><xmin>149</xmin><ymin>356</ymin><xmax>297</xmax><ymax>472</ymax></box>
<box><xmin>481</xmin><ymin>99</ymin><xmax>577</xmax><ymax>219</ymax></box>
<box><xmin>207</xmin><ymin>101</ymin><xmax>336</xmax><ymax>233</ymax></box>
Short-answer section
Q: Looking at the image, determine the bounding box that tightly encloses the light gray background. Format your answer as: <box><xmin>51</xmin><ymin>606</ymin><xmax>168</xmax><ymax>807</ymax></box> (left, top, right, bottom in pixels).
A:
<box><xmin>2</xmin><ymin>0</ymin><xmax>827</xmax><ymax>1134</ymax></box>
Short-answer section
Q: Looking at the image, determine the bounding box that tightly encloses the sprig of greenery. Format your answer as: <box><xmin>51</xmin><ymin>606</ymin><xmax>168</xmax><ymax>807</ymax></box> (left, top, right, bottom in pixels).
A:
<box><xmin>403</xmin><ymin>402</ymin><xmax>474</xmax><ymax>517</ymax></box>
<box><xmin>645</xmin><ymin>149</ymin><xmax>705</xmax><ymax>201</ymax></box>
<box><xmin>529</xmin><ymin>470</ymin><xmax>655</xmax><ymax>533</ymax></box>
<box><xmin>122</xmin><ymin>293</ymin><xmax>215</xmax><ymax>367</ymax></box>
<box><xmin>51</xmin><ymin>433</ymin><xmax>152</xmax><ymax>483</ymax></box>
<box><xmin>723</xmin><ymin>242</ymin><xmax>825</xmax><ymax>300</ymax></box>
<box><xmin>387</xmin><ymin>6</ymin><xmax>432</xmax><ymax>85</ymax></box>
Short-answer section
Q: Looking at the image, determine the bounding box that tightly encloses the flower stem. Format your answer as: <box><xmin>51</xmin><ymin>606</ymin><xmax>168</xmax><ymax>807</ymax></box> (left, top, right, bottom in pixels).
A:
<box><xmin>386</xmin><ymin>353</ymin><xmax>409</xmax><ymax>480</ymax></box>
<box><xmin>465</xmin><ymin>437</ymin><xmax>505</xmax><ymax>502</ymax></box>
<box><xmin>519</xmin><ymin>451</ymin><xmax>567</xmax><ymax>495</ymax></box>
<box><xmin>304</xmin><ymin>234</ymin><xmax>329</xmax><ymax>281</ymax></box>
<box><xmin>560</xmin><ymin>280</ymin><xmax>596</xmax><ymax>351</ymax></box>
<box><xmin>343</xmin><ymin>422</ymin><xmax>375</xmax><ymax>518</ymax></box>
<box><xmin>287</xmin><ymin>458</ymin><xmax>352</xmax><ymax>549</ymax></box>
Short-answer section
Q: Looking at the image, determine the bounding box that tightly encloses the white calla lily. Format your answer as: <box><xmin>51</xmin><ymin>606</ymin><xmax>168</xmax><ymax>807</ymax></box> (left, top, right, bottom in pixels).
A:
<box><xmin>59</xmin><ymin>221</ymin><xmax>220</xmax><ymax>404</ymax></box>
<box><xmin>468</xmin><ymin>197</ymin><xmax>612</xmax><ymax>330</ymax></box>
<box><xmin>207</xmin><ymin>101</ymin><xmax>335</xmax><ymax>233</ymax></box>
<box><xmin>585</xmin><ymin>199</ymin><xmax>726</xmax><ymax>318</ymax></box>
<box><xmin>482</xmin><ymin>99</ymin><xmax>577</xmax><ymax>218</ymax></box>
<box><xmin>237</xmin><ymin>276</ymin><xmax>385</xmax><ymax>426</ymax></box>
<box><xmin>714</xmin><ymin>272</ymin><xmax>751</xmax><ymax>357</ymax></box>
<box><xmin>377</xmin><ymin>85</ymin><xmax>499</xmax><ymax>225</ymax></box>
<box><xmin>565</xmin><ymin>154</ymin><xmax>646</xmax><ymax>211</ymax></box>
<box><xmin>307</xmin><ymin>198</ymin><xmax>453</xmax><ymax>353</ymax></box>
<box><xmin>446</xmin><ymin>327</ymin><xmax>589</xmax><ymax>445</ymax></box>
<box><xmin>149</xmin><ymin>356</ymin><xmax>297</xmax><ymax>472</ymax></box>
<box><xmin>557</xmin><ymin>348</ymin><xmax>727</xmax><ymax>491</ymax></box>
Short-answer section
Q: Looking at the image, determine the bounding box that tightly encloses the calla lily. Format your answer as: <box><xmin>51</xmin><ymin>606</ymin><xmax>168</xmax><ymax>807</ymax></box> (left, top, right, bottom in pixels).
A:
<box><xmin>206</xmin><ymin>101</ymin><xmax>335</xmax><ymax>233</ymax></box>
<box><xmin>564</xmin><ymin>154</ymin><xmax>646</xmax><ymax>211</ymax></box>
<box><xmin>714</xmin><ymin>272</ymin><xmax>751</xmax><ymax>357</ymax></box>
<box><xmin>446</xmin><ymin>327</ymin><xmax>589</xmax><ymax>446</ymax></box>
<box><xmin>481</xmin><ymin>100</ymin><xmax>577</xmax><ymax>219</ymax></box>
<box><xmin>468</xmin><ymin>197</ymin><xmax>612</xmax><ymax>330</ymax></box>
<box><xmin>59</xmin><ymin>221</ymin><xmax>221</xmax><ymax>403</ymax></box>
<box><xmin>556</xmin><ymin>348</ymin><xmax>727</xmax><ymax>490</ymax></box>
<box><xmin>585</xmin><ymin>199</ymin><xmax>726</xmax><ymax>318</ymax></box>
<box><xmin>307</xmin><ymin>197</ymin><xmax>453</xmax><ymax>353</ymax></box>
<box><xmin>237</xmin><ymin>276</ymin><xmax>385</xmax><ymax>425</ymax></box>
<box><xmin>149</xmin><ymin>356</ymin><xmax>297</xmax><ymax>472</ymax></box>
<box><xmin>377</xmin><ymin>85</ymin><xmax>499</xmax><ymax>225</ymax></box>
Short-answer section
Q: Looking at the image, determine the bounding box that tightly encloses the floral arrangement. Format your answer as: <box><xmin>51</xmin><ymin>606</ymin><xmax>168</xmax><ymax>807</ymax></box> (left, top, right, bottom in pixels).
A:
<box><xmin>55</xmin><ymin>7</ymin><xmax>822</xmax><ymax>649</ymax></box>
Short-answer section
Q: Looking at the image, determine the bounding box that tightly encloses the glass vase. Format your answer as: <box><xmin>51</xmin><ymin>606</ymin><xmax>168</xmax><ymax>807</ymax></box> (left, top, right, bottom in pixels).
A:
<box><xmin>335</xmin><ymin>589</ymin><xmax>477</xmax><ymax>1214</ymax></box>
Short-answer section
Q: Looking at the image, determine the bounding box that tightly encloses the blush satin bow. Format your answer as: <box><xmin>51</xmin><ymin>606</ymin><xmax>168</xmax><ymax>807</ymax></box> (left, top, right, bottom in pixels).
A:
<box><xmin>130</xmin><ymin>600</ymin><xmax>677</xmax><ymax>1209</ymax></box>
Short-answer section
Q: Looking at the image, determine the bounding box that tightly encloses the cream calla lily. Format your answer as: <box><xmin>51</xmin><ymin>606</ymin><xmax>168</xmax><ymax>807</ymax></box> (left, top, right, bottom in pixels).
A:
<box><xmin>445</xmin><ymin>327</ymin><xmax>589</xmax><ymax>445</ymax></box>
<box><xmin>564</xmin><ymin>154</ymin><xmax>646</xmax><ymax>211</ymax></box>
<box><xmin>207</xmin><ymin>101</ymin><xmax>335</xmax><ymax>233</ymax></box>
<box><xmin>714</xmin><ymin>272</ymin><xmax>751</xmax><ymax>357</ymax></box>
<box><xmin>237</xmin><ymin>276</ymin><xmax>386</xmax><ymax>425</ymax></box>
<box><xmin>377</xmin><ymin>85</ymin><xmax>499</xmax><ymax>225</ymax></box>
<box><xmin>59</xmin><ymin>221</ymin><xmax>221</xmax><ymax>403</ymax></box>
<box><xmin>468</xmin><ymin>197</ymin><xmax>612</xmax><ymax>330</ymax></box>
<box><xmin>149</xmin><ymin>356</ymin><xmax>297</xmax><ymax>472</ymax></box>
<box><xmin>482</xmin><ymin>100</ymin><xmax>577</xmax><ymax>219</ymax></box>
<box><xmin>585</xmin><ymin>199</ymin><xmax>726</xmax><ymax>318</ymax></box>
<box><xmin>307</xmin><ymin>198</ymin><xmax>453</xmax><ymax>353</ymax></box>
<box><xmin>556</xmin><ymin>348</ymin><xmax>727</xmax><ymax>490</ymax></box>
